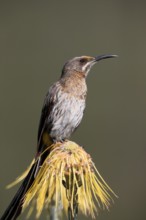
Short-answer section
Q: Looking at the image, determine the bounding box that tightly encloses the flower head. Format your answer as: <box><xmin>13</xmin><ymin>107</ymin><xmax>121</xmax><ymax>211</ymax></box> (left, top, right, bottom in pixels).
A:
<box><xmin>8</xmin><ymin>141</ymin><xmax>116</xmax><ymax>219</ymax></box>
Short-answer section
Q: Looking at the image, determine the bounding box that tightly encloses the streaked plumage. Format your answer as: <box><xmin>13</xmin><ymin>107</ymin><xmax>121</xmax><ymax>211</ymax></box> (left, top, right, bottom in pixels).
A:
<box><xmin>1</xmin><ymin>54</ymin><xmax>117</xmax><ymax>220</ymax></box>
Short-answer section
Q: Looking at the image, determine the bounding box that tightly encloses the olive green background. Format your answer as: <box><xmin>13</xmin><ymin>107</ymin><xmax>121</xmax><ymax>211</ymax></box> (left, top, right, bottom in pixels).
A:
<box><xmin>0</xmin><ymin>0</ymin><xmax>146</xmax><ymax>219</ymax></box>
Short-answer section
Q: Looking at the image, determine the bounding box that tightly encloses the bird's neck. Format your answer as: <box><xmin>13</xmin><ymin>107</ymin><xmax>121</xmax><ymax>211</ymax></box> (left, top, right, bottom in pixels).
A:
<box><xmin>60</xmin><ymin>71</ymin><xmax>87</xmax><ymax>99</ymax></box>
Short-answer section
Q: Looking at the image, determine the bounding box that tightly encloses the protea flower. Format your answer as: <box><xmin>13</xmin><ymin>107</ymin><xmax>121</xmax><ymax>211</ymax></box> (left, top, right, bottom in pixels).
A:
<box><xmin>7</xmin><ymin>141</ymin><xmax>116</xmax><ymax>219</ymax></box>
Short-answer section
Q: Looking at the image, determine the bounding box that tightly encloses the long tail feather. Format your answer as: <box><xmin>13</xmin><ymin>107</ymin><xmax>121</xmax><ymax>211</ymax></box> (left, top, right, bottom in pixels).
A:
<box><xmin>1</xmin><ymin>133</ymin><xmax>52</xmax><ymax>220</ymax></box>
<box><xmin>1</xmin><ymin>162</ymin><xmax>38</xmax><ymax>220</ymax></box>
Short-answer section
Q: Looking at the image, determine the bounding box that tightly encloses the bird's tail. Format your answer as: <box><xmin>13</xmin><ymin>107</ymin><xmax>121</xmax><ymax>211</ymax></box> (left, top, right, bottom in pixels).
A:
<box><xmin>1</xmin><ymin>160</ymin><xmax>38</xmax><ymax>220</ymax></box>
<box><xmin>1</xmin><ymin>133</ymin><xmax>52</xmax><ymax>220</ymax></box>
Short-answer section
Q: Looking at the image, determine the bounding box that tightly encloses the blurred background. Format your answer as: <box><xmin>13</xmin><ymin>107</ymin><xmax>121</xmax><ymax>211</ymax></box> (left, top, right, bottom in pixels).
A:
<box><xmin>0</xmin><ymin>0</ymin><xmax>146</xmax><ymax>219</ymax></box>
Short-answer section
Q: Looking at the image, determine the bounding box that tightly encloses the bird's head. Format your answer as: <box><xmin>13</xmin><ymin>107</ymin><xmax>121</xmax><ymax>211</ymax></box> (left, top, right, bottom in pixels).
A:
<box><xmin>61</xmin><ymin>54</ymin><xmax>117</xmax><ymax>78</ymax></box>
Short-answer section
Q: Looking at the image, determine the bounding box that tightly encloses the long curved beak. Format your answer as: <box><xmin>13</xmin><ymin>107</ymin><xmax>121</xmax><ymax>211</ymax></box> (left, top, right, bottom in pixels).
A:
<box><xmin>95</xmin><ymin>54</ymin><xmax>118</xmax><ymax>62</ymax></box>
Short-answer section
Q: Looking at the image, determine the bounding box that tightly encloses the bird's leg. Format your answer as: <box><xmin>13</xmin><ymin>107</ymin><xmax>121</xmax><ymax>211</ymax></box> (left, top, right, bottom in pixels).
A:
<box><xmin>52</xmin><ymin>138</ymin><xmax>66</xmax><ymax>144</ymax></box>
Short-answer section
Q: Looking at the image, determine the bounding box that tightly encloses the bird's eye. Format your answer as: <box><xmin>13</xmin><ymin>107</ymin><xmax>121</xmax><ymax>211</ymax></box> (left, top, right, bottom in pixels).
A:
<box><xmin>79</xmin><ymin>58</ymin><xmax>87</xmax><ymax>64</ymax></box>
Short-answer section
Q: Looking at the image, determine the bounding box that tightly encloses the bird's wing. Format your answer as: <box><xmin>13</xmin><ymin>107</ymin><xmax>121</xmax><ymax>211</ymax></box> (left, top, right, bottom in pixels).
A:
<box><xmin>35</xmin><ymin>88</ymin><xmax>55</xmax><ymax>176</ymax></box>
<box><xmin>37</xmin><ymin>94</ymin><xmax>49</xmax><ymax>144</ymax></box>
<box><xmin>37</xmin><ymin>91</ymin><xmax>52</xmax><ymax>153</ymax></box>
<box><xmin>37</xmin><ymin>83</ymin><xmax>59</xmax><ymax>153</ymax></box>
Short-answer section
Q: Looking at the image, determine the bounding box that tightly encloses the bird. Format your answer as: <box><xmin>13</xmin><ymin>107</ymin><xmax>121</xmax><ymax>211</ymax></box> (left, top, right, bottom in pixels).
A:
<box><xmin>1</xmin><ymin>54</ymin><xmax>117</xmax><ymax>220</ymax></box>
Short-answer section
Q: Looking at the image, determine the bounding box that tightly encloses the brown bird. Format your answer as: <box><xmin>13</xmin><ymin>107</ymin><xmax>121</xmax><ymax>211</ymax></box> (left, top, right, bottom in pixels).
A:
<box><xmin>1</xmin><ymin>54</ymin><xmax>117</xmax><ymax>220</ymax></box>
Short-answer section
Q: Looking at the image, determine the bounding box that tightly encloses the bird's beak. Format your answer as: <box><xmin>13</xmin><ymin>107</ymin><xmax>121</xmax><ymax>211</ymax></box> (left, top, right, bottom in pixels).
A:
<box><xmin>94</xmin><ymin>54</ymin><xmax>118</xmax><ymax>62</ymax></box>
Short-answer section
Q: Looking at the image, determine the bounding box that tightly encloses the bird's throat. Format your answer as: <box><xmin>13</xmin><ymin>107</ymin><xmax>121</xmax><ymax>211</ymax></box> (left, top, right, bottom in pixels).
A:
<box><xmin>60</xmin><ymin>72</ymin><xmax>87</xmax><ymax>99</ymax></box>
